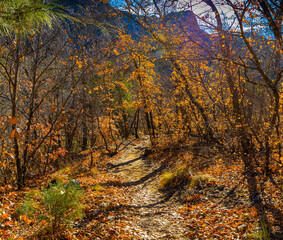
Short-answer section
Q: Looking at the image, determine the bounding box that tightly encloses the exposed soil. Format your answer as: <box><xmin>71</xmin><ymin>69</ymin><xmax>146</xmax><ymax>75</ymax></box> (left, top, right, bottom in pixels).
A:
<box><xmin>108</xmin><ymin>136</ymin><xmax>189</xmax><ymax>239</ymax></box>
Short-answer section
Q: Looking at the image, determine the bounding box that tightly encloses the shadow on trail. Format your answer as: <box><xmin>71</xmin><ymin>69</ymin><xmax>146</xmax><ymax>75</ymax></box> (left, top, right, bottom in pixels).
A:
<box><xmin>101</xmin><ymin>162</ymin><xmax>168</xmax><ymax>187</ymax></box>
<box><xmin>108</xmin><ymin>156</ymin><xmax>143</xmax><ymax>169</ymax></box>
<box><xmin>82</xmin><ymin>190</ymin><xmax>177</xmax><ymax>226</ymax></box>
<box><xmin>81</xmin><ymin>153</ymin><xmax>184</xmax><ymax>228</ymax></box>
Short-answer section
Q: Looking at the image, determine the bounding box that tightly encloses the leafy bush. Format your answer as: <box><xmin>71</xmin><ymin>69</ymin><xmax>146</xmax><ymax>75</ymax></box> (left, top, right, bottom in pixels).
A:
<box><xmin>17</xmin><ymin>180</ymin><xmax>84</xmax><ymax>233</ymax></box>
<box><xmin>16</xmin><ymin>190</ymin><xmax>42</xmax><ymax>217</ymax></box>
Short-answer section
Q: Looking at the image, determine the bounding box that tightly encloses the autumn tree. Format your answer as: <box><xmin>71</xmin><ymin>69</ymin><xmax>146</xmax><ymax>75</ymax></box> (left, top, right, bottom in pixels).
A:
<box><xmin>0</xmin><ymin>0</ymin><xmax>72</xmax><ymax>189</ymax></box>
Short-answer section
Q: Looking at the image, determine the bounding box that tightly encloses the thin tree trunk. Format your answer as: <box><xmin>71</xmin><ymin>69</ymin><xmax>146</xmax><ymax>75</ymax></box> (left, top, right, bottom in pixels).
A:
<box><xmin>12</xmin><ymin>33</ymin><xmax>23</xmax><ymax>190</ymax></box>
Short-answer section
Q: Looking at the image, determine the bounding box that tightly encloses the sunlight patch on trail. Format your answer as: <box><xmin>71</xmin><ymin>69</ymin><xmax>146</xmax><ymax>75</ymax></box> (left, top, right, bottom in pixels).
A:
<box><xmin>109</xmin><ymin>137</ymin><xmax>188</xmax><ymax>239</ymax></box>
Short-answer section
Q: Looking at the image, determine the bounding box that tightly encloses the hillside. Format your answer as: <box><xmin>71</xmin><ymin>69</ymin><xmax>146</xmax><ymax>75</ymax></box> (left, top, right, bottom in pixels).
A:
<box><xmin>59</xmin><ymin>0</ymin><xmax>206</xmax><ymax>41</ymax></box>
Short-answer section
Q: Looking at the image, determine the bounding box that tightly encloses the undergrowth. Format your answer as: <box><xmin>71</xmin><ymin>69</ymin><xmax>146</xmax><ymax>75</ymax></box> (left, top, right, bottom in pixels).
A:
<box><xmin>16</xmin><ymin>180</ymin><xmax>84</xmax><ymax>237</ymax></box>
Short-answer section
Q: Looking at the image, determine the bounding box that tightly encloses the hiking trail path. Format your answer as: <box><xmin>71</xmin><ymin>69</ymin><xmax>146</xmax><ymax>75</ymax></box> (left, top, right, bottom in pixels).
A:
<box><xmin>108</xmin><ymin>136</ymin><xmax>188</xmax><ymax>239</ymax></box>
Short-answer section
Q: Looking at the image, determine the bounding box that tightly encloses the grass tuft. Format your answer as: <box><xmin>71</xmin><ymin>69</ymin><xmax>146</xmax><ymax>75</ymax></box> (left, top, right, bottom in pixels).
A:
<box><xmin>159</xmin><ymin>166</ymin><xmax>191</xmax><ymax>189</ymax></box>
<box><xmin>190</xmin><ymin>174</ymin><xmax>216</xmax><ymax>189</ymax></box>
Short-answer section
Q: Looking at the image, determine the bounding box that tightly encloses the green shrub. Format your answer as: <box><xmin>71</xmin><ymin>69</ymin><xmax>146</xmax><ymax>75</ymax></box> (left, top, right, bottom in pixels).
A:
<box><xmin>42</xmin><ymin>180</ymin><xmax>84</xmax><ymax>230</ymax></box>
<box><xmin>16</xmin><ymin>190</ymin><xmax>42</xmax><ymax>217</ymax></box>
<box><xmin>16</xmin><ymin>180</ymin><xmax>84</xmax><ymax>233</ymax></box>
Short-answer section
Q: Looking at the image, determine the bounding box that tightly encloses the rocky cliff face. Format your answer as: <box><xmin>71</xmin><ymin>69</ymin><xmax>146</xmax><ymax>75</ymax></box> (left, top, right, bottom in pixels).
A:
<box><xmin>60</xmin><ymin>0</ymin><xmax>205</xmax><ymax>41</ymax></box>
<box><xmin>165</xmin><ymin>10</ymin><xmax>204</xmax><ymax>35</ymax></box>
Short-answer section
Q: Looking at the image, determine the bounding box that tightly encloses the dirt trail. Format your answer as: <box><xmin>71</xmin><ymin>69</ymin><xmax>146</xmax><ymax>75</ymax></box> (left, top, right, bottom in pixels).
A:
<box><xmin>109</xmin><ymin>136</ymin><xmax>188</xmax><ymax>239</ymax></box>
